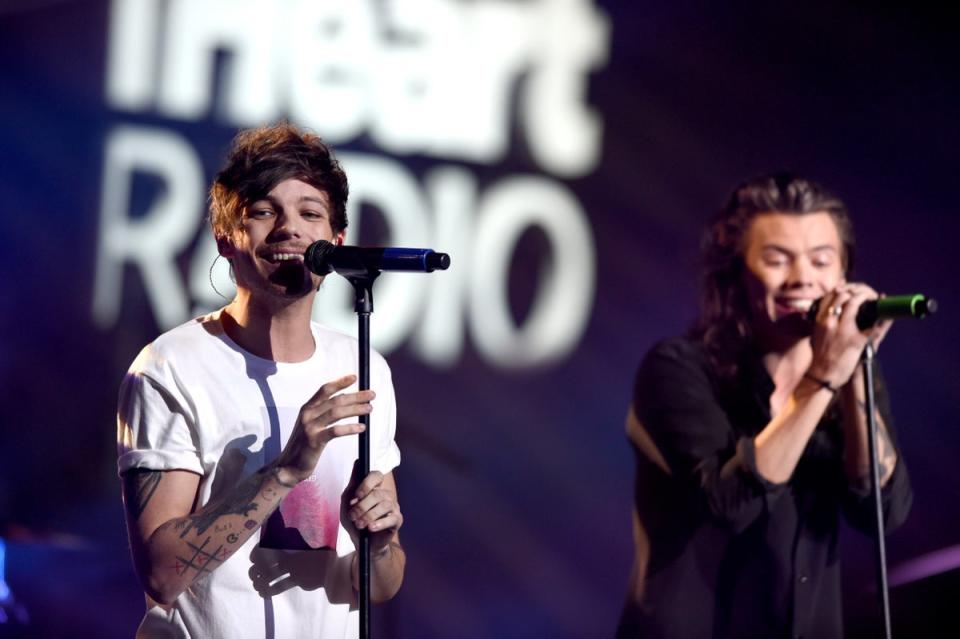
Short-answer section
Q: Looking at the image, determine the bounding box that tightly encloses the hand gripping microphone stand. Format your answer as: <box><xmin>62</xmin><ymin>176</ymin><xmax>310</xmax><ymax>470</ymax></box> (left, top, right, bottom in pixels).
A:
<box><xmin>304</xmin><ymin>240</ymin><xmax>450</xmax><ymax>639</ymax></box>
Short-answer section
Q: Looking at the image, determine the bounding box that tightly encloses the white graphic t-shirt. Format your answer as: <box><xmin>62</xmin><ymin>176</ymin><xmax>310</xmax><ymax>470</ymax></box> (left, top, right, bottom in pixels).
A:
<box><xmin>117</xmin><ymin>310</ymin><xmax>400</xmax><ymax>638</ymax></box>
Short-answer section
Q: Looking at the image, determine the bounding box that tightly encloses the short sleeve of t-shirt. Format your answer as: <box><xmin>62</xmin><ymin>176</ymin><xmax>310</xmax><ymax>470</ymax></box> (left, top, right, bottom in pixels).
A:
<box><xmin>116</xmin><ymin>347</ymin><xmax>204</xmax><ymax>476</ymax></box>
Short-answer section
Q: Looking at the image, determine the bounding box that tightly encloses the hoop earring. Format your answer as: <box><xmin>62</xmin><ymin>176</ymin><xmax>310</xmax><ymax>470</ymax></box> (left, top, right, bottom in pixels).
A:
<box><xmin>208</xmin><ymin>254</ymin><xmax>233</xmax><ymax>301</ymax></box>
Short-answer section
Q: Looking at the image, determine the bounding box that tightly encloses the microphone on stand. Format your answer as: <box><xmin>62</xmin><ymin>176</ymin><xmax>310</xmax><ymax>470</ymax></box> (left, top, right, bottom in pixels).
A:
<box><xmin>301</xmin><ymin>238</ymin><xmax>450</xmax><ymax>639</ymax></box>
<box><xmin>806</xmin><ymin>294</ymin><xmax>938</xmax><ymax>330</ymax></box>
<box><xmin>304</xmin><ymin>240</ymin><xmax>450</xmax><ymax>277</ymax></box>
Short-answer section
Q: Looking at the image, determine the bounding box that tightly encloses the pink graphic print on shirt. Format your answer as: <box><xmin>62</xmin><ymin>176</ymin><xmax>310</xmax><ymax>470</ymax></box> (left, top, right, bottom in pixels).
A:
<box><xmin>260</xmin><ymin>451</ymin><xmax>344</xmax><ymax>551</ymax></box>
<box><xmin>276</xmin><ymin>477</ymin><xmax>340</xmax><ymax>549</ymax></box>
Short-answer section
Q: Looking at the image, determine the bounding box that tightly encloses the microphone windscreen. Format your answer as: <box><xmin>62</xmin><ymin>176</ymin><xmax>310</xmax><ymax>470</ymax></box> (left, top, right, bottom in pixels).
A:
<box><xmin>304</xmin><ymin>240</ymin><xmax>336</xmax><ymax>275</ymax></box>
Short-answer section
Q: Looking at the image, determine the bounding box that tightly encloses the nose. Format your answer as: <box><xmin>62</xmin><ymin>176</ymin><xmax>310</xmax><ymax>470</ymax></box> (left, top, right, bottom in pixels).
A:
<box><xmin>785</xmin><ymin>256</ymin><xmax>814</xmax><ymax>288</ymax></box>
<box><xmin>269</xmin><ymin>210</ymin><xmax>302</xmax><ymax>240</ymax></box>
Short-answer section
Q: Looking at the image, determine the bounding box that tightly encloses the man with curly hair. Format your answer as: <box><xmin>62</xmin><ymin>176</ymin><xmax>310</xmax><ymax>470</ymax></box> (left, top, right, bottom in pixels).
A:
<box><xmin>618</xmin><ymin>173</ymin><xmax>912</xmax><ymax>638</ymax></box>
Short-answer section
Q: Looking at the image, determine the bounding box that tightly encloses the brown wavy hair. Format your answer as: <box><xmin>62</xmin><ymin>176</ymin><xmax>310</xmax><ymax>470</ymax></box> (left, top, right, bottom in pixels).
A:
<box><xmin>690</xmin><ymin>172</ymin><xmax>855</xmax><ymax>378</ymax></box>
<box><xmin>209</xmin><ymin>122</ymin><xmax>349</xmax><ymax>238</ymax></box>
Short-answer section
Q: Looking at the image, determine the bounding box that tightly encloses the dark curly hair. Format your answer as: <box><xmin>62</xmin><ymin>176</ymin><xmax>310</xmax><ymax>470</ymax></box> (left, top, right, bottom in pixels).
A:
<box><xmin>690</xmin><ymin>172</ymin><xmax>855</xmax><ymax>378</ymax></box>
<box><xmin>209</xmin><ymin>122</ymin><xmax>349</xmax><ymax>238</ymax></box>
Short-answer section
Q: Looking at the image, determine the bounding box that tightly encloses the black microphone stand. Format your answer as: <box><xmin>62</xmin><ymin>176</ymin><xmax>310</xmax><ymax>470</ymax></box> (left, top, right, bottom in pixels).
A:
<box><xmin>862</xmin><ymin>340</ymin><xmax>892</xmax><ymax>639</ymax></box>
<box><xmin>346</xmin><ymin>271</ymin><xmax>378</xmax><ymax>639</ymax></box>
<box><xmin>304</xmin><ymin>238</ymin><xmax>450</xmax><ymax>639</ymax></box>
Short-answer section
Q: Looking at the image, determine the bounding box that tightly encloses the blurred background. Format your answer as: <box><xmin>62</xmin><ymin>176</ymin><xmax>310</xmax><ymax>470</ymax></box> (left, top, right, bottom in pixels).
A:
<box><xmin>0</xmin><ymin>1</ymin><xmax>957</xmax><ymax>637</ymax></box>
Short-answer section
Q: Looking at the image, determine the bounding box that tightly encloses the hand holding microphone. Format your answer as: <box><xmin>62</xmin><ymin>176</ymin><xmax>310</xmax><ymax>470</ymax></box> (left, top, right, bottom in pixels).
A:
<box><xmin>806</xmin><ymin>292</ymin><xmax>937</xmax><ymax>330</ymax></box>
<box><xmin>805</xmin><ymin>285</ymin><xmax>937</xmax><ymax>390</ymax></box>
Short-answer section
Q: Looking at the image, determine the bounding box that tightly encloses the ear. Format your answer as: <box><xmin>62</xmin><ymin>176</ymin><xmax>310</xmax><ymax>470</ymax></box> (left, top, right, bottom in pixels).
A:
<box><xmin>334</xmin><ymin>231</ymin><xmax>345</xmax><ymax>247</ymax></box>
<box><xmin>216</xmin><ymin>234</ymin><xmax>236</xmax><ymax>258</ymax></box>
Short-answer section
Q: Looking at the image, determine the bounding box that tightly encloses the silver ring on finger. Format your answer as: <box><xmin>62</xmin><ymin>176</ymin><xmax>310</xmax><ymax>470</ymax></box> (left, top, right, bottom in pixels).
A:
<box><xmin>829</xmin><ymin>305</ymin><xmax>843</xmax><ymax>317</ymax></box>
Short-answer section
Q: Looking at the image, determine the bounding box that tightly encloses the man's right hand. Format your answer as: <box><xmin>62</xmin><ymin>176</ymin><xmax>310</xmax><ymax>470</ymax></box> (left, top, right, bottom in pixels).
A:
<box><xmin>274</xmin><ymin>374</ymin><xmax>373</xmax><ymax>484</ymax></box>
<box><xmin>808</xmin><ymin>282</ymin><xmax>889</xmax><ymax>388</ymax></box>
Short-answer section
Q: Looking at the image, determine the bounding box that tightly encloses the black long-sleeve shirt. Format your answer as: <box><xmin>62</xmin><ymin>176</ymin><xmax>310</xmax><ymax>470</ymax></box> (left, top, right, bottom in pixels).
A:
<box><xmin>618</xmin><ymin>337</ymin><xmax>912</xmax><ymax>639</ymax></box>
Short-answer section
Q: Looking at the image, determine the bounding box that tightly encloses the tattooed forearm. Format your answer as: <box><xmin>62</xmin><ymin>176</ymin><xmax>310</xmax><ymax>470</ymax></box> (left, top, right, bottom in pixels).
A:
<box><xmin>124</xmin><ymin>469</ymin><xmax>163</xmax><ymax>522</ymax></box>
<box><xmin>852</xmin><ymin>399</ymin><xmax>897</xmax><ymax>484</ymax></box>
<box><xmin>133</xmin><ymin>464</ymin><xmax>297</xmax><ymax>603</ymax></box>
<box><xmin>855</xmin><ymin>400</ymin><xmax>896</xmax><ymax>454</ymax></box>
<box><xmin>178</xmin><ymin>469</ymin><xmax>273</xmax><ymax>539</ymax></box>
<box><xmin>174</xmin><ymin>537</ymin><xmax>228</xmax><ymax>577</ymax></box>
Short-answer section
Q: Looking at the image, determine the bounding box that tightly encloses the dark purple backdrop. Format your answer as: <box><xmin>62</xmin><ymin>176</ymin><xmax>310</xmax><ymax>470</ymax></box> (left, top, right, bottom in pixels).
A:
<box><xmin>1</xmin><ymin>1</ymin><xmax>957</xmax><ymax>637</ymax></box>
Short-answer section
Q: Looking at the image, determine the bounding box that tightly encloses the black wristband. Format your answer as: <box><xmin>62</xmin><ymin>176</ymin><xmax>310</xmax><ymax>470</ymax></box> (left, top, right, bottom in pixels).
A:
<box><xmin>804</xmin><ymin>372</ymin><xmax>838</xmax><ymax>394</ymax></box>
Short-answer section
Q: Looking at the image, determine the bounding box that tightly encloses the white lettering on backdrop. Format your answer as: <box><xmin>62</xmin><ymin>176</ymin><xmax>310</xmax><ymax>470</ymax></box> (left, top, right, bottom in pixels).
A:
<box><xmin>94</xmin><ymin>0</ymin><xmax>609</xmax><ymax>368</ymax></box>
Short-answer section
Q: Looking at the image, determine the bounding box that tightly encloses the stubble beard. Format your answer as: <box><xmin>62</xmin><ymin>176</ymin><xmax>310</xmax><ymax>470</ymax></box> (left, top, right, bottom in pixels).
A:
<box><xmin>235</xmin><ymin>260</ymin><xmax>317</xmax><ymax>309</ymax></box>
<box><xmin>269</xmin><ymin>261</ymin><xmax>315</xmax><ymax>297</ymax></box>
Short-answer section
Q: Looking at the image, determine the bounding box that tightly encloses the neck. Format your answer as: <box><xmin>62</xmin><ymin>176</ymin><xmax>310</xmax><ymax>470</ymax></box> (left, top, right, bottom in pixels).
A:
<box><xmin>222</xmin><ymin>289</ymin><xmax>316</xmax><ymax>362</ymax></box>
<box><xmin>760</xmin><ymin>334</ymin><xmax>813</xmax><ymax>414</ymax></box>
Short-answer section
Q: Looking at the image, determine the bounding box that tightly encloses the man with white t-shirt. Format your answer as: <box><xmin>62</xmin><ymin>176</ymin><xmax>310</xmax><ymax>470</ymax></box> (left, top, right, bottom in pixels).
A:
<box><xmin>117</xmin><ymin>123</ymin><xmax>406</xmax><ymax>638</ymax></box>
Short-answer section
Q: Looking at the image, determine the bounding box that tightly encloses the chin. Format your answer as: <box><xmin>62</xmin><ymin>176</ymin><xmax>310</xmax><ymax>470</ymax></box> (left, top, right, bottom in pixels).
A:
<box><xmin>279</xmin><ymin>281</ymin><xmax>315</xmax><ymax>298</ymax></box>
<box><xmin>773</xmin><ymin>313</ymin><xmax>812</xmax><ymax>339</ymax></box>
<box><xmin>269</xmin><ymin>264</ymin><xmax>315</xmax><ymax>297</ymax></box>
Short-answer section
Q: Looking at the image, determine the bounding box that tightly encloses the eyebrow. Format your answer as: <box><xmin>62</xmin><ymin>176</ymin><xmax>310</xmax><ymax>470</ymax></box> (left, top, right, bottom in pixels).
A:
<box><xmin>252</xmin><ymin>195</ymin><xmax>329</xmax><ymax>208</ymax></box>
<box><xmin>298</xmin><ymin>195</ymin><xmax>328</xmax><ymax>206</ymax></box>
<box><xmin>760</xmin><ymin>244</ymin><xmax>794</xmax><ymax>255</ymax></box>
<box><xmin>760</xmin><ymin>244</ymin><xmax>838</xmax><ymax>254</ymax></box>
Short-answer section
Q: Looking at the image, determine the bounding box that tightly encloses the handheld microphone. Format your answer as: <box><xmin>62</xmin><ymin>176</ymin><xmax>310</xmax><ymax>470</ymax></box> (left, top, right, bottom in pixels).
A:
<box><xmin>304</xmin><ymin>240</ymin><xmax>451</xmax><ymax>277</ymax></box>
<box><xmin>806</xmin><ymin>294</ymin><xmax>938</xmax><ymax>330</ymax></box>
